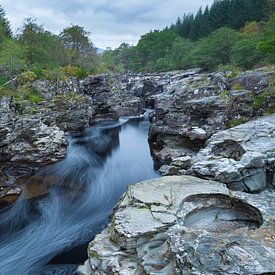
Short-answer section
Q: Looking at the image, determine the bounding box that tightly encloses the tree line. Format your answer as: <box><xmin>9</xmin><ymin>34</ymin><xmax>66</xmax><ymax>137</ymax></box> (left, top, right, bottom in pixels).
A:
<box><xmin>102</xmin><ymin>0</ymin><xmax>275</xmax><ymax>72</ymax></box>
<box><xmin>170</xmin><ymin>0</ymin><xmax>272</xmax><ymax>41</ymax></box>
<box><xmin>0</xmin><ymin>7</ymin><xmax>98</xmax><ymax>83</ymax></box>
<box><xmin>0</xmin><ymin>0</ymin><xmax>274</xmax><ymax>83</ymax></box>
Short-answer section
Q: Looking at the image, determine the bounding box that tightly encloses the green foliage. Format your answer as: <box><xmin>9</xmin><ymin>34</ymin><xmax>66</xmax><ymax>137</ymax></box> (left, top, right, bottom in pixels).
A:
<box><xmin>257</xmin><ymin>14</ymin><xmax>275</xmax><ymax>63</ymax></box>
<box><xmin>17</xmin><ymin>71</ymin><xmax>37</xmax><ymax>84</ymax></box>
<box><xmin>231</xmin><ymin>34</ymin><xmax>264</xmax><ymax>69</ymax></box>
<box><xmin>0</xmin><ymin>75</ymin><xmax>9</xmax><ymax>85</ymax></box>
<box><xmin>159</xmin><ymin>38</ymin><xmax>194</xmax><ymax>70</ymax></box>
<box><xmin>0</xmin><ymin>87</ymin><xmax>13</xmax><ymax>97</ymax></box>
<box><xmin>102</xmin><ymin>1</ymin><xmax>274</xmax><ymax>73</ymax></box>
<box><xmin>232</xmin><ymin>84</ymin><xmax>243</xmax><ymax>90</ymax></box>
<box><xmin>227</xmin><ymin>117</ymin><xmax>248</xmax><ymax>128</ymax></box>
<box><xmin>0</xmin><ymin>39</ymin><xmax>27</xmax><ymax>76</ymax></box>
<box><xmin>171</xmin><ymin>0</ymin><xmax>268</xmax><ymax>41</ymax></box>
<box><xmin>0</xmin><ymin>5</ymin><xmax>12</xmax><ymax>42</ymax></box>
<box><xmin>182</xmin><ymin>28</ymin><xmax>240</xmax><ymax>70</ymax></box>
<box><xmin>18</xmin><ymin>18</ymin><xmax>68</xmax><ymax>67</ymax></box>
<box><xmin>135</xmin><ymin>30</ymin><xmax>178</xmax><ymax>71</ymax></box>
<box><xmin>251</xmin><ymin>76</ymin><xmax>275</xmax><ymax>114</ymax></box>
<box><xmin>217</xmin><ymin>64</ymin><xmax>242</xmax><ymax>78</ymax></box>
<box><xmin>251</xmin><ymin>91</ymin><xmax>270</xmax><ymax>110</ymax></box>
<box><xmin>0</xmin><ymin>2</ymin><xmax>274</xmax><ymax>78</ymax></box>
<box><xmin>22</xmin><ymin>88</ymin><xmax>43</xmax><ymax>103</ymax></box>
<box><xmin>60</xmin><ymin>24</ymin><xmax>96</xmax><ymax>68</ymax></box>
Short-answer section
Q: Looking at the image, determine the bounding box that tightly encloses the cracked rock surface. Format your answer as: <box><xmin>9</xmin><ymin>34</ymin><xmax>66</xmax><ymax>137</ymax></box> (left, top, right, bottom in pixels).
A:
<box><xmin>190</xmin><ymin>114</ymin><xmax>275</xmax><ymax>192</ymax></box>
<box><xmin>78</xmin><ymin>176</ymin><xmax>275</xmax><ymax>275</ymax></box>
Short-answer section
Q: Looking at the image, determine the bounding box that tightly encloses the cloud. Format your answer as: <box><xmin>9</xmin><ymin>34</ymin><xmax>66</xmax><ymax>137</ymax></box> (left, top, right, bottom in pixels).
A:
<box><xmin>1</xmin><ymin>0</ymin><xmax>213</xmax><ymax>49</ymax></box>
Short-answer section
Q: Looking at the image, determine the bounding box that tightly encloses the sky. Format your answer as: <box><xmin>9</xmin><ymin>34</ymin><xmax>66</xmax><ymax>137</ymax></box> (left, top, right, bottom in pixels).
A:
<box><xmin>1</xmin><ymin>0</ymin><xmax>213</xmax><ymax>49</ymax></box>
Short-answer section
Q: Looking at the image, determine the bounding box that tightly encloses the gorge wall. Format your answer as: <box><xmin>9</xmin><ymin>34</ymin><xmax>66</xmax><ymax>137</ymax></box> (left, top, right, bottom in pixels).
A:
<box><xmin>0</xmin><ymin>66</ymin><xmax>274</xmax><ymax>274</ymax></box>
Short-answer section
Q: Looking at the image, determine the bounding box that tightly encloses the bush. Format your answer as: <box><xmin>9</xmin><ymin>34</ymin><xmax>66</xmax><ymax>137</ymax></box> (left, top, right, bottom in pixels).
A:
<box><xmin>231</xmin><ymin>36</ymin><xmax>264</xmax><ymax>69</ymax></box>
<box><xmin>75</xmin><ymin>67</ymin><xmax>88</xmax><ymax>78</ymax></box>
<box><xmin>17</xmin><ymin>71</ymin><xmax>37</xmax><ymax>84</ymax></box>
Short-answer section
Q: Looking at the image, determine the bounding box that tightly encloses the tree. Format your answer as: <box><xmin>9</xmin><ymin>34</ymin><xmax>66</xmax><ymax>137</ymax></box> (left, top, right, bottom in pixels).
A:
<box><xmin>0</xmin><ymin>5</ymin><xmax>12</xmax><ymax>42</ymax></box>
<box><xmin>257</xmin><ymin>14</ymin><xmax>275</xmax><ymax>61</ymax></box>
<box><xmin>163</xmin><ymin>37</ymin><xmax>194</xmax><ymax>70</ymax></box>
<box><xmin>60</xmin><ymin>24</ymin><xmax>95</xmax><ymax>67</ymax></box>
<box><xmin>232</xmin><ymin>35</ymin><xmax>264</xmax><ymax>68</ymax></box>
<box><xmin>18</xmin><ymin>18</ymin><xmax>68</xmax><ymax>67</ymax></box>
<box><xmin>186</xmin><ymin>28</ymin><xmax>240</xmax><ymax>70</ymax></box>
<box><xmin>136</xmin><ymin>29</ymin><xmax>178</xmax><ymax>71</ymax></box>
<box><xmin>0</xmin><ymin>39</ymin><xmax>27</xmax><ymax>77</ymax></box>
<box><xmin>18</xmin><ymin>18</ymin><xmax>48</xmax><ymax>65</ymax></box>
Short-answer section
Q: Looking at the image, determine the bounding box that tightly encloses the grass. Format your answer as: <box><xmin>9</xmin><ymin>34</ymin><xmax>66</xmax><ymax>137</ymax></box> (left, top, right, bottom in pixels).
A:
<box><xmin>226</xmin><ymin>117</ymin><xmax>248</xmax><ymax>128</ymax></box>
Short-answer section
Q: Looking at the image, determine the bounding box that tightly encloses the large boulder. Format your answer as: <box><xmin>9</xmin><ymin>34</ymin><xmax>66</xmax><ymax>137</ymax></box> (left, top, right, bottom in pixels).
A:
<box><xmin>190</xmin><ymin>114</ymin><xmax>275</xmax><ymax>192</ymax></box>
<box><xmin>79</xmin><ymin>176</ymin><xmax>275</xmax><ymax>275</ymax></box>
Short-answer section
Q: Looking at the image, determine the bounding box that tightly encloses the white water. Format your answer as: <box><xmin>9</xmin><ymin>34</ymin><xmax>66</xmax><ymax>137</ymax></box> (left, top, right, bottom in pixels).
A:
<box><xmin>0</xmin><ymin>117</ymin><xmax>159</xmax><ymax>274</ymax></box>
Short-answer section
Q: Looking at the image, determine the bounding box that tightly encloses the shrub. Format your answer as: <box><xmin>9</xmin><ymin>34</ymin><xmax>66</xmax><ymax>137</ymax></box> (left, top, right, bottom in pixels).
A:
<box><xmin>17</xmin><ymin>71</ymin><xmax>37</xmax><ymax>84</ymax></box>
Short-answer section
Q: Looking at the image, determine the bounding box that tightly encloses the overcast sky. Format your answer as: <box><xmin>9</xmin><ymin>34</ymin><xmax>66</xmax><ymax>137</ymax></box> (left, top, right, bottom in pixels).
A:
<box><xmin>1</xmin><ymin>0</ymin><xmax>212</xmax><ymax>49</ymax></box>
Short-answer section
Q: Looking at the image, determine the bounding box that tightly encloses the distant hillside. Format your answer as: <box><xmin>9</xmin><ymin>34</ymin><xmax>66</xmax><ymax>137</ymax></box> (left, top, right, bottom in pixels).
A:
<box><xmin>101</xmin><ymin>0</ymin><xmax>275</xmax><ymax>73</ymax></box>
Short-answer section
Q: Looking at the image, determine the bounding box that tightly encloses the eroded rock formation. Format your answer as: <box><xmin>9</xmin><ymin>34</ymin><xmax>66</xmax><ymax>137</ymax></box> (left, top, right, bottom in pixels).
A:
<box><xmin>78</xmin><ymin>176</ymin><xmax>275</xmax><ymax>275</ymax></box>
<box><xmin>0</xmin><ymin>66</ymin><xmax>274</xmax><ymax>273</ymax></box>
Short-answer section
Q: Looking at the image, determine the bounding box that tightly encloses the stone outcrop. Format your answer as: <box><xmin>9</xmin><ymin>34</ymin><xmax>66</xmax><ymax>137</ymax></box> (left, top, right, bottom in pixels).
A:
<box><xmin>190</xmin><ymin>114</ymin><xmax>275</xmax><ymax>192</ymax></box>
<box><xmin>78</xmin><ymin>176</ymin><xmax>275</xmax><ymax>275</ymax></box>
<box><xmin>157</xmin><ymin>115</ymin><xmax>275</xmax><ymax>192</ymax></box>
<box><xmin>2</xmin><ymin>70</ymin><xmax>185</xmax><ymax>202</ymax></box>
<box><xmin>1</xmin><ymin>66</ymin><xmax>275</xmax><ymax>272</ymax></box>
<box><xmin>148</xmin><ymin>67</ymin><xmax>274</xmax><ymax>167</ymax></box>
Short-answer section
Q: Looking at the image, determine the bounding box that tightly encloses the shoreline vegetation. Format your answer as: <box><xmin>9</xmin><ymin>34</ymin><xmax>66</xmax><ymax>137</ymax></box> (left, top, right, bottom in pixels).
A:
<box><xmin>0</xmin><ymin>0</ymin><xmax>274</xmax><ymax>93</ymax></box>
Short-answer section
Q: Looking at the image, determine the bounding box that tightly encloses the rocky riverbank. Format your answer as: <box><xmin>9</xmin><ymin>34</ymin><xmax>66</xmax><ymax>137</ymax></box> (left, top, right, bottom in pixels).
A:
<box><xmin>77</xmin><ymin>66</ymin><xmax>274</xmax><ymax>274</ymax></box>
<box><xmin>0</xmin><ymin>66</ymin><xmax>274</xmax><ymax>273</ymax></box>
<box><xmin>79</xmin><ymin>176</ymin><xmax>275</xmax><ymax>274</ymax></box>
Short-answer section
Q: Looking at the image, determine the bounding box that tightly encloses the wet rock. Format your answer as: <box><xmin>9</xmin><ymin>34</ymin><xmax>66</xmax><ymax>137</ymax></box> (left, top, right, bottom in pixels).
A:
<box><xmin>79</xmin><ymin>176</ymin><xmax>275</xmax><ymax>275</ymax></box>
<box><xmin>32</xmin><ymin>78</ymin><xmax>83</xmax><ymax>99</ymax></box>
<box><xmin>154</xmin><ymin>147</ymin><xmax>189</xmax><ymax>164</ymax></box>
<box><xmin>0</xmin><ymin>185</ymin><xmax>22</xmax><ymax>204</ymax></box>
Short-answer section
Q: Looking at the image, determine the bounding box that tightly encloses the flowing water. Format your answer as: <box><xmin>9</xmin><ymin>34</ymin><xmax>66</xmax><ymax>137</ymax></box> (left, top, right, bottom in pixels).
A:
<box><xmin>0</xmin><ymin>114</ymin><xmax>159</xmax><ymax>274</ymax></box>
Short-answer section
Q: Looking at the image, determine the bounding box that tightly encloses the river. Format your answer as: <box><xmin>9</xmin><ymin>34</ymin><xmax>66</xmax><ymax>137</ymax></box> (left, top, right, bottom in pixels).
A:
<box><xmin>0</xmin><ymin>114</ymin><xmax>159</xmax><ymax>274</ymax></box>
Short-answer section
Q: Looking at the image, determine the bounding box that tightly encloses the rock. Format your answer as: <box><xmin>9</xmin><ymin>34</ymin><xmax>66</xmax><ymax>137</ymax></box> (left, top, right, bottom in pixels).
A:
<box><xmin>0</xmin><ymin>185</ymin><xmax>22</xmax><ymax>204</ymax></box>
<box><xmin>190</xmin><ymin>114</ymin><xmax>275</xmax><ymax>192</ymax></box>
<box><xmin>148</xmin><ymin>67</ymin><xmax>275</xmax><ymax>165</ymax></box>
<box><xmin>158</xmin><ymin>165</ymin><xmax>179</xmax><ymax>175</ymax></box>
<box><xmin>230</xmin><ymin>67</ymin><xmax>273</xmax><ymax>91</ymax></box>
<box><xmin>0</xmin><ymin>117</ymin><xmax>67</xmax><ymax>164</ymax></box>
<box><xmin>170</xmin><ymin>156</ymin><xmax>192</xmax><ymax>169</ymax></box>
<box><xmin>154</xmin><ymin>147</ymin><xmax>189</xmax><ymax>164</ymax></box>
<box><xmin>32</xmin><ymin>78</ymin><xmax>83</xmax><ymax>99</ymax></box>
<box><xmin>80</xmin><ymin>176</ymin><xmax>275</xmax><ymax>274</ymax></box>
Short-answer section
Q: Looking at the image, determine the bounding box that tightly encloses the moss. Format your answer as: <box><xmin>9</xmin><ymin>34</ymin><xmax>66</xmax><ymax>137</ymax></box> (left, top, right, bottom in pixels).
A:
<box><xmin>88</xmin><ymin>248</ymin><xmax>100</xmax><ymax>259</ymax></box>
<box><xmin>26</xmin><ymin>107</ymin><xmax>38</xmax><ymax>114</ymax></box>
<box><xmin>0</xmin><ymin>87</ymin><xmax>13</xmax><ymax>98</ymax></box>
<box><xmin>217</xmin><ymin>64</ymin><xmax>241</xmax><ymax>78</ymax></box>
<box><xmin>111</xmin><ymin>87</ymin><xmax>120</xmax><ymax>93</ymax></box>
<box><xmin>226</xmin><ymin>117</ymin><xmax>248</xmax><ymax>128</ymax></box>
<box><xmin>219</xmin><ymin>89</ymin><xmax>230</xmax><ymax>102</ymax></box>
<box><xmin>251</xmin><ymin>91</ymin><xmax>269</xmax><ymax>110</ymax></box>
<box><xmin>226</xmin><ymin>67</ymin><xmax>241</xmax><ymax>79</ymax></box>
<box><xmin>232</xmin><ymin>83</ymin><xmax>243</xmax><ymax>90</ymax></box>
<box><xmin>53</xmin><ymin>92</ymin><xmax>85</xmax><ymax>103</ymax></box>
<box><xmin>17</xmin><ymin>71</ymin><xmax>37</xmax><ymax>84</ymax></box>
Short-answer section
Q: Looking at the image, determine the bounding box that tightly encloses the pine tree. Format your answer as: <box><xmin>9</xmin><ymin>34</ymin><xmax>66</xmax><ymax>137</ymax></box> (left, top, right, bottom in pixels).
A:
<box><xmin>0</xmin><ymin>5</ymin><xmax>12</xmax><ymax>41</ymax></box>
